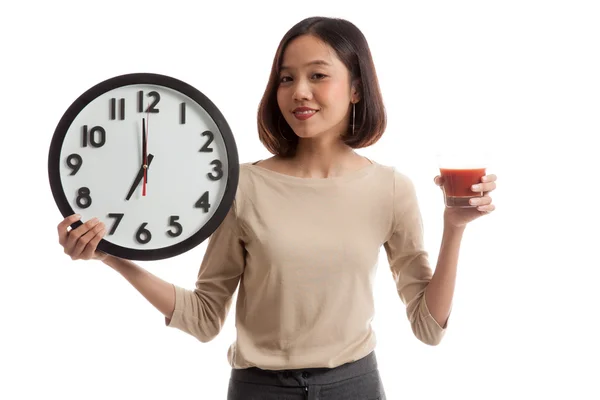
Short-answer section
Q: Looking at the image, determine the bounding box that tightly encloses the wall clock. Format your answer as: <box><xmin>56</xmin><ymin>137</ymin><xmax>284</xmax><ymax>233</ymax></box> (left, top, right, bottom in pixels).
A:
<box><xmin>48</xmin><ymin>73</ymin><xmax>239</xmax><ymax>261</ymax></box>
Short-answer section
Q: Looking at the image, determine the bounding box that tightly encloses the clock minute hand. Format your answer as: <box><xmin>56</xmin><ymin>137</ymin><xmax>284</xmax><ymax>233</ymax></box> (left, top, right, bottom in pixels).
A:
<box><xmin>125</xmin><ymin>153</ymin><xmax>154</xmax><ymax>201</ymax></box>
<box><xmin>142</xmin><ymin>117</ymin><xmax>148</xmax><ymax>187</ymax></box>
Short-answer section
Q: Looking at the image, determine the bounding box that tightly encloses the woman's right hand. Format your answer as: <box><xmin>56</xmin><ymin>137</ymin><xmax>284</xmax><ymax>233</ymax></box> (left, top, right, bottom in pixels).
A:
<box><xmin>57</xmin><ymin>214</ymin><xmax>107</xmax><ymax>261</ymax></box>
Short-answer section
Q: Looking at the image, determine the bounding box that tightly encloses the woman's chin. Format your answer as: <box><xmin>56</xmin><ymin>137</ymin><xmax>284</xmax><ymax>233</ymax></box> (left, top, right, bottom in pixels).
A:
<box><xmin>293</xmin><ymin>128</ymin><xmax>324</xmax><ymax>139</ymax></box>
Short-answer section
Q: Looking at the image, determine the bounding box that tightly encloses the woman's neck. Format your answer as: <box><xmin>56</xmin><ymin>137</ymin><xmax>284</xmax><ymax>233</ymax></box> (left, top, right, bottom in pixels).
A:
<box><xmin>284</xmin><ymin>139</ymin><xmax>364</xmax><ymax>179</ymax></box>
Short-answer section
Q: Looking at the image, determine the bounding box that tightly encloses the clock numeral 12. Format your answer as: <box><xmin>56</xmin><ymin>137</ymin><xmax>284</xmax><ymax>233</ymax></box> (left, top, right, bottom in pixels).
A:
<box><xmin>138</xmin><ymin>90</ymin><xmax>160</xmax><ymax>113</ymax></box>
<box><xmin>109</xmin><ymin>98</ymin><xmax>125</xmax><ymax>120</ymax></box>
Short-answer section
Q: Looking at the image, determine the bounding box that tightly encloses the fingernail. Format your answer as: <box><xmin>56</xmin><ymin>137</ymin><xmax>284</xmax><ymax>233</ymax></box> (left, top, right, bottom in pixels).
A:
<box><xmin>472</xmin><ymin>185</ymin><xmax>481</xmax><ymax>191</ymax></box>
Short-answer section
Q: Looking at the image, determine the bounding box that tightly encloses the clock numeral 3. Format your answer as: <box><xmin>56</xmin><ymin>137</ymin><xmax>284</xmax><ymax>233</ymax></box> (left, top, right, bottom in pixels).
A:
<box><xmin>76</xmin><ymin>187</ymin><xmax>92</xmax><ymax>209</ymax></box>
<box><xmin>66</xmin><ymin>154</ymin><xmax>83</xmax><ymax>175</ymax></box>
<box><xmin>207</xmin><ymin>160</ymin><xmax>223</xmax><ymax>181</ymax></box>
<box><xmin>195</xmin><ymin>191</ymin><xmax>211</xmax><ymax>212</ymax></box>
<box><xmin>136</xmin><ymin>222</ymin><xmax>152</xmax><ymax>244</ymax></box>
<box><xmin>167</xmin><ymin>216</ymin><xmax>183</xmax><ymax>237</ymax></box>
<box><xmin>82</xmin><ymin>125</ymin><xmax>106</xmax><ymax>148</ymax></box>
<box><xmin>107</xmin><ymin>213</ymin><xmax>124</xmax><ymax>235</ymax></box>
<box><xmin>199</xmin><ymin>130</ymin><xmax>214</xmax><ymax>152</ymax></box>
<box><xmin>138</xmin><ymin>90</ymin><xmax>160</xmax><ymax>113</ymax></box>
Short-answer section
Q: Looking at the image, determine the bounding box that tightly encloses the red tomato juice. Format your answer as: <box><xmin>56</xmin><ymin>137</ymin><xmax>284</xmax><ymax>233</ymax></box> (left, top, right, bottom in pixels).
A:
<box><xmin>440</xmin><ymin>167</ymin><xmax>486</xmax><ymax>206</ymax></box>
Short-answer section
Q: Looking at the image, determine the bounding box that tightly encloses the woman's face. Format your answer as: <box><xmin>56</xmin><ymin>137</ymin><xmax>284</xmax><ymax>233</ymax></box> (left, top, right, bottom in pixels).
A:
<box><xmin>277</xmin><ymin>34</ymin><xmax>358</xmax><ymax>141</ymax></box>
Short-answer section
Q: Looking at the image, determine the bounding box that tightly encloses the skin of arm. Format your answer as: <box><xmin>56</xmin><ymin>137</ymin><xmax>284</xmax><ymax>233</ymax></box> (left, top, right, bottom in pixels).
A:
<box><xmin>102</xmin><ymin>255</ymin><xmax>176</xmax><ymax>320</ymax></box>
<box><xmin>424</xmin><ymin>223</ymin><xmax>466</xmax><ymax>328</ymax></box>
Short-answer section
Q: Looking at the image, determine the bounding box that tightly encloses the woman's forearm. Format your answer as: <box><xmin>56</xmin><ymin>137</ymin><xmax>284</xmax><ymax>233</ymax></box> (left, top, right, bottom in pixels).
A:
<box><xmin>425</xmin><ymin>224</ymin><xmax>465</xmax><ymax>328</ymax></box>
<box><xmin>102</xmin><ymin>255</ymin><xmax>176</xmax><ymax>320</ymax></box>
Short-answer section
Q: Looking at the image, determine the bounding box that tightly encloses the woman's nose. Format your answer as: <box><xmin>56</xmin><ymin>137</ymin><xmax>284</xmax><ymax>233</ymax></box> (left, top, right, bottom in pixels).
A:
<box><xmin>292</xmin><ymin>80</ymin><xmax>312</xmax><ymax>101</ymax></box>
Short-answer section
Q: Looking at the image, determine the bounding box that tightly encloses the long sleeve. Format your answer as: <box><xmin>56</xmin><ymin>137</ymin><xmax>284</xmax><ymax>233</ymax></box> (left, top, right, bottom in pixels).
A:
<box><xmin>165</xmin><ymin>199</ymin><xmax>246</xmax><ymax>343</ymax></box>
<box><xmin>383</xmin><ymin>170</ymin><xmax>447</xmax><ymax>346</ymax></box>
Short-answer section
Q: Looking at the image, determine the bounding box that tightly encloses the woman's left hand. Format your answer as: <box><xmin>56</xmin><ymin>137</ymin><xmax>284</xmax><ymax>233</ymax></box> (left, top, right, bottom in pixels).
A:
<box><xmin>433</xmin><ymin>174</ymin><xmax>497</xmax><ymax>228</ymax></box>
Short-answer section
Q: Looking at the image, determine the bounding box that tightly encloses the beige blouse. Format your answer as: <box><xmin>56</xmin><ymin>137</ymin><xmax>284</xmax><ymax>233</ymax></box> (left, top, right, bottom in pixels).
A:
<box><xmin>166</xmin><ymin>160</ymin><xmax>447</xmax><ymax>370</ymax></box>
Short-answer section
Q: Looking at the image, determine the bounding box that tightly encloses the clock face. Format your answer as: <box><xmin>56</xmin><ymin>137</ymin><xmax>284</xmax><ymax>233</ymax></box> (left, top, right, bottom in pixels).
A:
<box><xmin>48</xmin><ymin>73</ymin><xmax>239</xmax><ymax>261</ymax></box>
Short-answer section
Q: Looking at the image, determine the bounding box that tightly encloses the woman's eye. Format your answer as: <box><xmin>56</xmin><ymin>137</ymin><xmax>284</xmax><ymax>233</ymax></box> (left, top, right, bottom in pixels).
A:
<box><xmin>312</xmin><ymin>73</ymin><xmax>327</xmax><ymax>79</ymax></box>
<box><xmin>280</xmin><ymin>76</ymin><xmax>292</xmax><ymax>83</ymax></box>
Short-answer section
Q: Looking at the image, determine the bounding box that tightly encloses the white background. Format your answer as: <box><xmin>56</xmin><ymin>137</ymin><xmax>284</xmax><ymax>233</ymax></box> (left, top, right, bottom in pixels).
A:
<box><xmin>2</xmin><ymin>0</ymin><xmax>599</xmax><ymax>399</ymax></box>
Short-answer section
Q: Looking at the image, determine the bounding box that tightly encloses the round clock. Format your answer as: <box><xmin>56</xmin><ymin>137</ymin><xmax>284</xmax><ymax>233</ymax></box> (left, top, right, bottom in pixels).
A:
<box><xmin>48</xmin><ymin>73</ymin><xmax>239</xmax><ymax>261</ymax></box>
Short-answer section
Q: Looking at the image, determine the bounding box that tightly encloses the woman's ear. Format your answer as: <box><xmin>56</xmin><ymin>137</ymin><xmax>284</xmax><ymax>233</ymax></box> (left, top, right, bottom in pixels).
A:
<box><xmin>351</xmin><ymin>79</ymin><xmax>362</xmax><ymax>103</ymax></box>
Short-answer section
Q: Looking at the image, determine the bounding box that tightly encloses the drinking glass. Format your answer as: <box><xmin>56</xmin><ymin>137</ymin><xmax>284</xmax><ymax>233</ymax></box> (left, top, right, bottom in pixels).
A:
<box><xmin>436</xmin><ymin>152</ymin><xmax>488</xmax><ymax>208</ymax></box>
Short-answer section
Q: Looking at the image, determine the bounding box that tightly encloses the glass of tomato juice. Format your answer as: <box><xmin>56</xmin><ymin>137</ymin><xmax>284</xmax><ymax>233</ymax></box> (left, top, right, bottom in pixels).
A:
<box><xmin>436</xmin><ymin>152</ymin><xmax>487</xmax><ymax>208</ymax></box>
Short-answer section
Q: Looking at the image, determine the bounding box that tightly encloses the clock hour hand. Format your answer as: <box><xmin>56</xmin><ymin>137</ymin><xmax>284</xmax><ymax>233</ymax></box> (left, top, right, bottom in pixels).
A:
<box><xmin>125</xmin><ymin>153</ymin><xmax>154</xmax><ymax>201</ymax></box>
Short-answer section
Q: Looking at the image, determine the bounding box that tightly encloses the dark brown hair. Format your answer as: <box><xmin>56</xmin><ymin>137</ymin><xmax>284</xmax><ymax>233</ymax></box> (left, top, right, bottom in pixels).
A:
<box><xmin>257</xmin><ymin>16</ymin><xmax>387</xmax><ymax>157</ymax></box>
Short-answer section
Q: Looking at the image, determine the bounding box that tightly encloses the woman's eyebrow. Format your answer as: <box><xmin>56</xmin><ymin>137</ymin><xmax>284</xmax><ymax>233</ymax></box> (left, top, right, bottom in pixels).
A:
<box><xmin>280</xmin><ymin>59</ymin><xmax>332</xmax><ymax>71</ymax></box>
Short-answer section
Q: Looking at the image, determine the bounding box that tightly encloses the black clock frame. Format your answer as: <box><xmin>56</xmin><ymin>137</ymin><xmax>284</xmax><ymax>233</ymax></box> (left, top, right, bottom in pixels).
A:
<box><xmin>48</xmin><ymin>72</ymin><xmax>239</xmax><ymax>261</ymax></box>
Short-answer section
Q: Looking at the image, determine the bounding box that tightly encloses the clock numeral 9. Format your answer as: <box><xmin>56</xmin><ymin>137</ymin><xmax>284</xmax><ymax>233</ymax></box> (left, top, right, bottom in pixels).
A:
<box><xmin>76</xmin><ymin>187</ymin><xmax>92</xmax><ymax>209</ymax></box>
<box><xmin>195</xmin><ymin>191</ymin><xmax>211</xmax><ymax>212</ymax></box>
<box><xmin>208</xmin><ymin>160</ymin><xmax>223</xmax><ymax>181</ymax></box>
<box><xmin>82</xmin><ymin>125</ymin><xmax>106</xmax><ymax>148</ymax></box>
<box><xmin>66</xmin><ymin>154</ymin><xmax>83</xmax><ymax>175</ymax></box>
<box><xmin>138</xmin><ymin>90</ymin><xmax>160</xmax><ymax>113</ymax></box>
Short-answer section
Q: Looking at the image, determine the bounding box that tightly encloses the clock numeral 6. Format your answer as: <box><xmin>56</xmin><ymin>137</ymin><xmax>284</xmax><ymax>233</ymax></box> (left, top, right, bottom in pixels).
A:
<box><xmin>136</xmin><ymin>222</ymin><xmax>152</xmax><ymax>244</ymax></box>
<box><xmin>82</xmin><ymin>125</ymin><xmax>106</xmax><ymax>148</ymax></box>
<box><xmin>207</xmin><ymin>160</ymin><xmax>223</xmax><ymax>181</ymax></box>
<box><xmin>167</xmin><ymin>216</ymin><xmax>183</xmax><ymax>238</ymax></box>
<box><xmin>76</xmin><ymin>187</ymin><xmax>92</xmax><ymax>209</ymax></box>
<box><xmin>195</xmin><ymin>191</ymin><xmax>211</xmax><ymax>212</ymax></box>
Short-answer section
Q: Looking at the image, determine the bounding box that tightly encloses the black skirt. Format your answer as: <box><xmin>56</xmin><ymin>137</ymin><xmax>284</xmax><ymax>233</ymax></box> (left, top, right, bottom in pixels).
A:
<box><xmin>227</xmin><ymin>351</ymin><xmax>386</xmax><ymax>399</ymax></box>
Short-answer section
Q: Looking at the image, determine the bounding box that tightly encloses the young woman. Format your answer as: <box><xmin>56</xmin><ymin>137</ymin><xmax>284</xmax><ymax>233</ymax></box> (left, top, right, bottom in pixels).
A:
<box><xmin>57</xmin><ymin>16</ymin><xmax>497</xmax><ymax>400</ymax></box>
